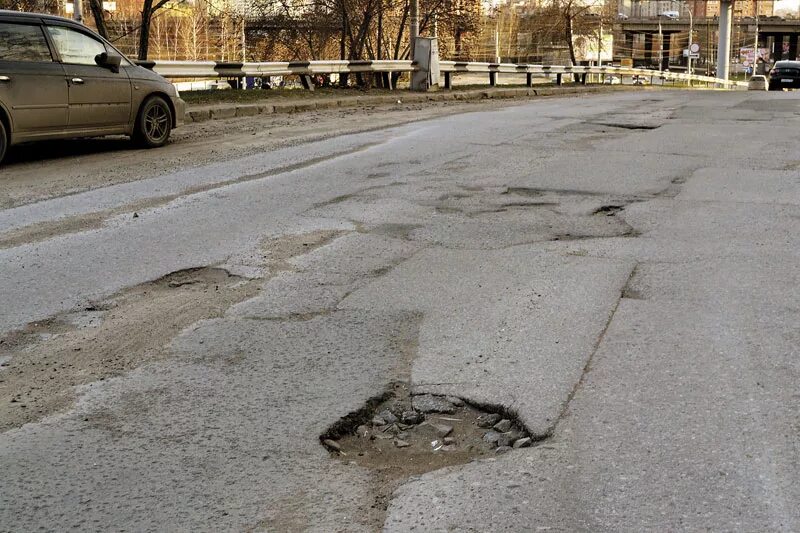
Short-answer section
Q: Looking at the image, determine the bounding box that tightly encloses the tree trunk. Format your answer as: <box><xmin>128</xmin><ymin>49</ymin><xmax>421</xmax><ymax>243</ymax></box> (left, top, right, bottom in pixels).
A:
<box><xmin>138</xmin><ymin>0</ymin><xmax>153</xmax><ymax>60</ymax></box>
<box><xmin>89</xmin><ymin>0</ymin><xmax>108</xmax><ymax>39</ymax></box>
<box><xmin>393</xmin><ymin>2</ymin><xmax>409</xmax><ymax>59</ymax></box>
<box><xmin>339</xmin><ymin>0</ymin><xmax>348</xmax><ymax>87</ymax></box>
<box><xmin>564</xmin><ymin>11</ymin><xmax>579</xmax><ymax>81</ymax></box>
<box><xmin>375</xmin><ymin>0</ymin><xmax>383</xmax><ymax>87</ymax></box>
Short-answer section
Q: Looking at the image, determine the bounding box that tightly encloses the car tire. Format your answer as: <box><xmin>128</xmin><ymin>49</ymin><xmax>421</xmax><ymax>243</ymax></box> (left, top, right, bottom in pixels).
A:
<box><xmin>133</xmin><ymin>95</ymin><xmax>172</xmax><ymax>148</ymax></box>
<box><xmin>768</xmin><ymin>82</ymin><xmax>782</xmax><ymax>91</ymax></box>
<box><xmin>0</xmin><ymin>120</ymin><xmax>7</xmax><ymax>165</ymax></box>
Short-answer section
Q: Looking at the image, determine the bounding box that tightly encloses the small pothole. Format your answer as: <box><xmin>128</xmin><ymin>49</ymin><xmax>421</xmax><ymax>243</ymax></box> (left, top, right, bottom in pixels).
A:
<box><xmin>320</xmin><ymin>383</ymin><xmax>535</xmax><ymax>480</ymax></box>
<box><xmin>593</xmin><ymin>204</ymin><xmax>625</xmax><ymax>216</ymax></box>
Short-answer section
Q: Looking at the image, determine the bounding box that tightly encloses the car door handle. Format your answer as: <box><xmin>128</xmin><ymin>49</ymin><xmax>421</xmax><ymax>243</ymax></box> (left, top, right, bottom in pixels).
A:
<box><xmin>0</xmin><ymin>75</ymin><xmax>10</xmax><ymax>82</ymax></box>
<box><xmin>71</xmin><ymin>78</ymin><xmax>84</xmax><ymax>84</ymax></box>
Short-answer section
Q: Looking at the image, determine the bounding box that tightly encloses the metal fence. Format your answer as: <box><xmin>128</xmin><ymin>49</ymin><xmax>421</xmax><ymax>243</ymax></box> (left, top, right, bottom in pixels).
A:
<box><xmin>138</xmin><ymin>59</ymin><xmax>747</xmax><ymax>89</ymax></box>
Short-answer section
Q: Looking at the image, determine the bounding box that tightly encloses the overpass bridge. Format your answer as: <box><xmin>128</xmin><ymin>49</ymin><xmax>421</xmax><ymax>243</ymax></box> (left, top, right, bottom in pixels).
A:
<box><xmin>616</xmin><ymin>16</ymin><xmax>800</xmax><ymax>70</ymax></box>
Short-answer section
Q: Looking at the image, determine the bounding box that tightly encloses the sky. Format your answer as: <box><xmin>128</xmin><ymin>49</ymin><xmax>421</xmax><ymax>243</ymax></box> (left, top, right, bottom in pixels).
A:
<box><xmin>774</xmin><ymin>0</ymin><xmax>799</xmax><ymax>13</ymax></box>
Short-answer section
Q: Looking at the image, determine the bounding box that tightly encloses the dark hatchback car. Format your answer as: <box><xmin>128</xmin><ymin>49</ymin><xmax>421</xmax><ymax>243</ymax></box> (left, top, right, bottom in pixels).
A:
<box><xmin>0</xmin><ymin>10</ymin><xmax>184</xmax><ymax>164</ymax></box>
<box><xmin>768</xmin><ymin>60</ymin><xmax>800</xmax><ymax>90</ymax></box>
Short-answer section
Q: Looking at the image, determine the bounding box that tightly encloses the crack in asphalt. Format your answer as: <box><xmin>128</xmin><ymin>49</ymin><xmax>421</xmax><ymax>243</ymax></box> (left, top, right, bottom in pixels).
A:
<box><xmin>541</xmin><ymin>262</ymin><xmax>640</xmax><ymax>439</ymax></box>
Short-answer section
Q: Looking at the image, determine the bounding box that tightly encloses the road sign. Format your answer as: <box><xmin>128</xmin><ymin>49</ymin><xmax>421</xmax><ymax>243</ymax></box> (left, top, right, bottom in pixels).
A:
<box><xmin>683</xmin><ymin>50</ymin><xmax>700</xmax><ymax>58</ymax></box>
<box><xmin>690</xmin><ymin>43</ymin><xmax>700</xmax><ymax>53</ymax></box>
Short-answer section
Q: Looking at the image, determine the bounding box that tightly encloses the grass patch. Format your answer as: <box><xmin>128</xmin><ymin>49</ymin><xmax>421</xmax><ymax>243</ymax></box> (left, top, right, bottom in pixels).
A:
<box><xmin>181</xmin><ymin>86</ymin><xmax>403</xmax><ymax>105</ymax></box>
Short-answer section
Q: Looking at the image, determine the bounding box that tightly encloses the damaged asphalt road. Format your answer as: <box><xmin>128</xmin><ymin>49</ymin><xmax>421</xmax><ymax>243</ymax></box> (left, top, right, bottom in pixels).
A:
<box><xmin>1</xmin><ymin>90</ymin><xmax>800</xmax><ymax>531</ymax></box>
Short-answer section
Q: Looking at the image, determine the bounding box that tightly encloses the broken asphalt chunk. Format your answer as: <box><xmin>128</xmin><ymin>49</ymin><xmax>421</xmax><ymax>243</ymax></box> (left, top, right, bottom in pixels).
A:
<box><xmin>512</xmin><ymin>437</ymin><xmax>532</xmax><ymax>448</ymax></box>
<box><xmin>411</xmin><ymin>394</ymin><xmax>457</xmax><ymax>414</ymax></box>
<box><xmin>493</xmin><ymin>419</ymin><xmax>512</xmax><ymax>433</ymax></box>
<box><xmin>477</xmin><ymin>413</ymin><xmax>502</xmax><ymax>428</ymax></box>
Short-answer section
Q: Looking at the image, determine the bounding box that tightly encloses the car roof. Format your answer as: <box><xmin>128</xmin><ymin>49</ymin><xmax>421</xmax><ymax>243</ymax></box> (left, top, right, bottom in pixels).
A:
<box><xmin>0</xmin><ymin>9</ymin><xmax>81</xmax><ymax>25</ymax></box>
<box><xmin>774</xmin><ymin>60</ymin><xmax>800</xmax><ymax>67</ymax></box>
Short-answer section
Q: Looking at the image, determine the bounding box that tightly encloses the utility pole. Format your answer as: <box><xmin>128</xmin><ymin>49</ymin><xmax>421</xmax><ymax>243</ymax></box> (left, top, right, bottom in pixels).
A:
<box><xmin>658</xmin><ymin>17</ymin><xmax>663</xmax><ymax>71</ymax></box>
<box><xmin>494</xmin><ymin>16</ymin><xmax>500</xmax><ymax>63</ymax></box>
<box><xmin>72</xmin><ymin>0</ymin><xmax>83</xmax><ymax>23</ymax></box>
<box><xmin>597</xmin><ymin>17</ymin><xmax>603</xmax><ymax>69</ymax></box>
<box><xmin>410</xmin><ymin>0</ymin><xmax>419</xmax><ymax>58</ymax></box>
<box><xmin>752</xmin><ymin>12</ymin><xmax>759</xmax><ymax>78</ymax></box>
<box><xmin>241</xmin><ymin>16</ymin><xmax>246</xmax><ymax>63</ymax></box>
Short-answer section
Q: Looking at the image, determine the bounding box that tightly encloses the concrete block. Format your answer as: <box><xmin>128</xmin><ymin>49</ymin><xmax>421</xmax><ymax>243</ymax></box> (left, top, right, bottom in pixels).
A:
<box><xmin>209</xmin><ymin>106</ymin><xmax>236</xmax><ymax>120</ymax></box>
<box><xmin>235</xmin><ymin>104</ymin><xmax>260</xmax><ymax>117</ymax></box>
<box><xmin>272</xmin><ymin>103</ymin><xmax>297</xmax><ymax>113</ymax></box>
<box><xmin>187</xmin><ymin>109</ymin><xmax>211</xmax><ymax>123</ymax></box>
<box><xmin>314</xmin><ymin>100</ymin><xmax>339</xmax><ymax>110</ymax></box>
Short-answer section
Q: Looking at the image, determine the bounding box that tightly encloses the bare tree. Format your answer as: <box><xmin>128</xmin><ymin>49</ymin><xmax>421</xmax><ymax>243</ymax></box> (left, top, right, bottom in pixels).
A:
<box><xmin>89</xmin><ymin>0</ymin><xmax>109</xmax><ymax>38</ymax></box>
<box><xmin>138</xmin><ymin>0</ymin><xmax>187</xmax><ymax>60</ymax></box>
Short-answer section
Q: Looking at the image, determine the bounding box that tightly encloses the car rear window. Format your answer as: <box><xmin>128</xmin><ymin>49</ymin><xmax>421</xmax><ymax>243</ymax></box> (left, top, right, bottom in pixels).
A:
<box><xmin>0</xmin><ymin>22</ymin><xmax>53</xmax><ymax>62</ymax></box>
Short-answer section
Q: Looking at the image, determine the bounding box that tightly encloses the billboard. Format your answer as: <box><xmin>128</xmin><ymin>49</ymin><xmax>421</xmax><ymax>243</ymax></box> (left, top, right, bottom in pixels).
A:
<box><xmin>739</xmin><ymin>46</ymin><xmax>770</xmax><ymax>65</ymax></box>
<box><xmin>572</xmin><ymin>34</ymin><xmax>614</xmax><ymax>62</ymax></box>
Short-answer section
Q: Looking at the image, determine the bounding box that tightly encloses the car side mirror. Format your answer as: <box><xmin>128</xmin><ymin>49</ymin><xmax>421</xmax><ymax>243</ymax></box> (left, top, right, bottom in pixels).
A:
<box><xmin>95</xmin><ymin>52</ymin><xmax>122</xmax><ymax>73</ymax></box>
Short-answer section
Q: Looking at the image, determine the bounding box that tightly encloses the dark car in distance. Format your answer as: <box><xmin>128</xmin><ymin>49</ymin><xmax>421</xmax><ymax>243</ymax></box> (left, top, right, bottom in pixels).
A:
<box><xmin>0</xmin><ymin>10</ymin><xmax>184</xmax><ymax>164</ymax></box>
<box><xmin>768</xmin><ymin>60</ymin><xmax>800</xmax><ymax>91</ymax></box>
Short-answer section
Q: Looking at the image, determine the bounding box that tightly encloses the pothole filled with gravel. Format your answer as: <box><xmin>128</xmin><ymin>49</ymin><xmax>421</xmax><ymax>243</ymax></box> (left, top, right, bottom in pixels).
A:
<box><xmin>320</xmin><ymin>382</ymin><xmax>535</xmax><ymax>480</ymax></box>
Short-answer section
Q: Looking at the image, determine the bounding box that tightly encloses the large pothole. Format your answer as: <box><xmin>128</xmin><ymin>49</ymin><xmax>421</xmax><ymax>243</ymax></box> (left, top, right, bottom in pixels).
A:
<box><xmin>320</xmin><ymin>383</ymin><xmax>535</xmax><ymax>482</ymax></box>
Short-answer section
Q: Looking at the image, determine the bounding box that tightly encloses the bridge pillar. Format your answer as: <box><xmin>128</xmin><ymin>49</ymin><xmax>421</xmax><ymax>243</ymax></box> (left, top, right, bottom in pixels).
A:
<box><xmin>717</xmin><ymin>0</ymin><xmax>732</xmax><ymax>81</ymax></box>
<box><xmin>774</xmin><ymin>34</ymin><xmax>785</xmax><ymax>61</ymax></box>
<box><xmin>644</xmin><ymin>33</ymin><xmax>653</xmax><ymax>64</ymax></box>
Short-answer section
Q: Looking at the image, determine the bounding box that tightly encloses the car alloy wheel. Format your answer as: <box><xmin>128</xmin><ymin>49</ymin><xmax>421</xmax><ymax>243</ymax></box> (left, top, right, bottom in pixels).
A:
<box><xmin>0</xmin><ymin>120</ymin><xmax>7</xmax><ymax>165</ymax></box>
<box><xmin>135</xmin><ymin>96</ymin><xmax>172</xmax><ymax>148</ymax></box>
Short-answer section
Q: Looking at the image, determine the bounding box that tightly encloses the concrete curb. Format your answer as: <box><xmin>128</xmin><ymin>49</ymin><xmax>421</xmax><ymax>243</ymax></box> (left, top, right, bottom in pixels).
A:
<box><xmin>184</xmin><ymin>85</ymin><xmax>640</xmax><ymax>124</ymax></box>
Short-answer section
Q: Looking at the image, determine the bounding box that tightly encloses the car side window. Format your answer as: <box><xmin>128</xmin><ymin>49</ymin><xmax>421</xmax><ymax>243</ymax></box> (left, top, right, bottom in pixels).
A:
<box><xmin>46</xmin><ymin>25</ymin><xmax>106</xmax><ymax>66</ymax></box>
<box><xmin>0</xmin><ymin>22</ymin><xmax>53</xmax><ymax>62</ymax></box>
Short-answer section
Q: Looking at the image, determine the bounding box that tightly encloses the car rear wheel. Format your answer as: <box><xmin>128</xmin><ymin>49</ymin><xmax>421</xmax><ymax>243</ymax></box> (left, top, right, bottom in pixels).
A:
<box><xmin>768</xmin><ymin>82</ymin><xmax>782</xmax><ymax>91</ymax></box>
<box><xmin>0</xmin><ymin>120</ymin><xmax>7</xmax><ymax>165</ymax></box>
<box><xmin>133</xmin><ymin>95</ymin><xmax>172</xmax><ymax>148</ymax></box>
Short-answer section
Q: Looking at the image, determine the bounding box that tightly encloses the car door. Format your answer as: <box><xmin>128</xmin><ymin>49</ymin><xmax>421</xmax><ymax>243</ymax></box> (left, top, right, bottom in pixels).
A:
<box><xmin>0</xmin><ymin>19</ymin><xmax>68</xmax><ymax>138</ymax></box>
<box><xmin>44</xmin><ymin>23</ymin><xmax>131</xmax><ymax>131</ymax></box>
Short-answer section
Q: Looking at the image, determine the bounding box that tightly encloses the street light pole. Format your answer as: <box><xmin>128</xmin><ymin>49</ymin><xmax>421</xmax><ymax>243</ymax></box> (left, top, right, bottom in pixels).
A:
<box><xmin>597</xmin><ymin>18</ymin><xmax>603</xmax><ymax>82</ymax></box>
<box><xmin>686</xmin><ymin>4</ymin><xmax>693</xmax><ymax>76</ymax></box>
<box><xmin>73</xmin><ymin>0</ymin><xmax>83</xmax><ymax>23</ymax></box>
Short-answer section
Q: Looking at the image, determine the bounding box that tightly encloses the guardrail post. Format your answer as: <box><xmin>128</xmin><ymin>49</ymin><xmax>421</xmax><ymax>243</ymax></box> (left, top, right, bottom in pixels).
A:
<box><xmin>300</xmin><ymin>75</ymin><xmax>315</xmax><ymax>91</ymax></box>
<box><xmin>526</xmin><ymin>73</ymin><xmax>532</xmax><ymax>87</ymax></box>
<box><xmin>556</xmin><ymin>73</ymin><xmax>563</xmax><ymax>85</ymax></box>
<box><xmin>444</xmin><ymin>72</ymin><xmax>452</xmax><ymax>89</ymax></box>
<box><xmin>489</xmin><ymin>72</ymin><xmax>497</xmax><ymax>86</ymax></box>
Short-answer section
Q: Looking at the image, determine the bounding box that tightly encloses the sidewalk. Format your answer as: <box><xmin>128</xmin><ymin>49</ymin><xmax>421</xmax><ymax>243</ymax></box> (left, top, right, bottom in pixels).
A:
<box><xmin>184</xmin><ymin>85</ymin><xmax>638</xmax><ymax>123</ymax></box>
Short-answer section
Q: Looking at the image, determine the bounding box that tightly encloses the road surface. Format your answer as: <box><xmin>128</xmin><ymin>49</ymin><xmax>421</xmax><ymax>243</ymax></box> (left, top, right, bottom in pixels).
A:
<box><xmin>1</xmin><ymin>89</ymin><xmax>798</xmax><ymax>532</ymax></box>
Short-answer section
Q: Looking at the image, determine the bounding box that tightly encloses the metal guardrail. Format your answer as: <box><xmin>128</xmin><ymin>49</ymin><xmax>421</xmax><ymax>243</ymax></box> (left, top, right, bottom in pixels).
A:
<box><xmin>139</xmin><ymin>59</ymin><xmax>747</xmax><ymax>89</ymax></box>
